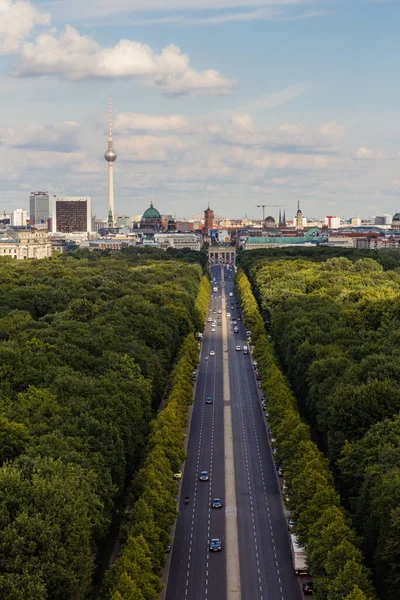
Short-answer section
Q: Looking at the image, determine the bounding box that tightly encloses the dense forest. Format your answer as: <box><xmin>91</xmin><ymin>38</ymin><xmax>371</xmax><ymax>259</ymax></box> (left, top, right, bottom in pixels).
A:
<box><xmin>0</xmin><ymin>248</ymin><xmax>206</xmax><ymax>599</ymax></box>
<box><xmin>239</xmin><ymin>247</ymin><xmax>400</xmax><ymax>600</ymax></box>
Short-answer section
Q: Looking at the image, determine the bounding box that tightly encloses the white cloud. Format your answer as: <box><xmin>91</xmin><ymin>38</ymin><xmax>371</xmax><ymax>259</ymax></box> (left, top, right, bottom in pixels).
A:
<box><xmin>49</xmin><ymin>0</ymin><xmax>316</xmax><ymax>20</ymax></box>
<box><xmin>115</xmin><ymin>113</ymin><xmax>189</xmax><ymax>132</ymax></box>
<box><xmin>16</xmin><ymin>25</ymin><xmax>236</xmax><ymax>94</ymax></box>
<box><xmin>354</xmin><ymin>146</ymin><xmax>398</xmax><ymax>160</ymax></box>
<box><xmin>126</xmin><ymin>7</ymin><xmax>332</xmax><ymax>26</ymax></box>
<box><xmin>230</xmin><ymin>114</ymin><xmax>253</xmax><ymax>129</ymax></box>
<box><xmin>0</xmin><ymin>0</ymin><xmax>49</xmax><ymax>54</ymax></box>
<box><xmin>0</xmin><ymin>121</ymin><xmax>79</xmax><ymax>150</ymax></box>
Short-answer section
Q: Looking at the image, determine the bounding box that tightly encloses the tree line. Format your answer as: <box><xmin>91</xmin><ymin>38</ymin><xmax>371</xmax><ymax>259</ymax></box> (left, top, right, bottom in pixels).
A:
<box><xmin>236</xmin><ymin>268</ymin><xmax>375</xmax><ymax>600</ymax></box>
<box><xmin>105</xmin><ymin>275</ymin><xmax>210</xmax><ymax>599</ymax></box>
<box><xmin>239</xmin><ymin>249</ymin><xmax>400</xmax><ymax>599</ymax></box>
<box><xmin>0</xmin><ymin>251</ymin><xmax>207</xmax><ymax>599</ymax></box>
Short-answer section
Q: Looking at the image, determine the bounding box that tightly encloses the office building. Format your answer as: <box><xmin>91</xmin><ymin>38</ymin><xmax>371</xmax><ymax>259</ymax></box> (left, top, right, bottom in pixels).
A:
<box><xmin>11</xmin><ymin>209</ymin><xmax>28</xmax><ymax>227</ymax></box>
<box><xmin>51</xmin><ymin>196</ymin><xmax>92</xmax><ymax>233</ymax></box>
<box><xmin>155</xmin><ymin>233</ymin><xmax>202</xmax><ymax>251</ymax></box>
<box><xmin>29</xmin><ymin>191</ymin><xmax>49</xmax><ymax>227</ymax></box>
<box><xmin>325</xmin><ymin>215</ymin><xmax>341</xmax><ymax>229</ymax></box>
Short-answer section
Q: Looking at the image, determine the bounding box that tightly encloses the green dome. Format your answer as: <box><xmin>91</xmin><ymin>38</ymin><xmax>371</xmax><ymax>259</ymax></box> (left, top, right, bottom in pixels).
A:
<box><xmin>142</xmin><ymin>202</ymin><xmax>161</xmax><ymax>221</ymax></box>
<box><xmin>393</xmin><ymin>213</ymin><xmax>400</xmax><ymax>221</ymax></box>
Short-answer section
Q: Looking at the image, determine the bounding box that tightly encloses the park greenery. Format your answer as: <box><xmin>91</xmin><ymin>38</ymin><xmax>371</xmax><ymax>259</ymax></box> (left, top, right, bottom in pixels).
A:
<box><xmin>0</xmin><ymin>249</ymin><xmax>208</xmax><ymax>600</ymax></box>
<box><xmin>236</xmin><ymin>267</ymin><xmax>375</xmax><ymax>600</ymax></box>
<box><xmin>105</xmin><ymin>275</ymin><xmax>210</xmax><ymax>599</ymax></box>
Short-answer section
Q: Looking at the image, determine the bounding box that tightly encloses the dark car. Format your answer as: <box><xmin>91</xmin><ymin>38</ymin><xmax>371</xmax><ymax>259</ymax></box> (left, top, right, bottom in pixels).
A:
<box><xmin>211</xmin><ymin>498</ymin><xmax>223</xmax><ymax>509</ymax></box>
<box><xmin>199</xmin><ymin>470</ymin><xmax>209</xmax><ymax>481</ymax></box>
<box><xmin>209</xmin><ymin>538</ymin><xmax>222</xmax><ymax>552</ymax></box>
<box><xmin>166</xmin><ymin>543</ymin><xmax>172</xmax><ymax>553</ymax></box>
<box><xmin>206</xmin><ymin>397</ymin><xmax>213</xmax><ymax>404</ymax></box>
<box><xmin>302</xmin><ymin>581</ymin><xmax>313</xmax><ymax>595</ymax></box>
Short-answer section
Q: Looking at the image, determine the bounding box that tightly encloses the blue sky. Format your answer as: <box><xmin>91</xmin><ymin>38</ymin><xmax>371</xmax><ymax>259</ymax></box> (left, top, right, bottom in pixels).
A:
<box><xmin>1</xmin><ymin>0</ymin><xmax>399</xmax><ymax>220</ymax></box>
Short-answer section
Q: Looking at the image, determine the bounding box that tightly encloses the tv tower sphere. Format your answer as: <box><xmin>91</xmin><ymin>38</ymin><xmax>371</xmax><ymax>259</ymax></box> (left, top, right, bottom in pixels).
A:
<box><xmin>104</xmin><ymin>147</ymin><xmax>117</xmax><ymax>162</ymax></box>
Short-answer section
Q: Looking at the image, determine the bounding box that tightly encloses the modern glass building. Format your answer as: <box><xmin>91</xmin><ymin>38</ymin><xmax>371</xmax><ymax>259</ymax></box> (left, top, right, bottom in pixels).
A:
<box><xmin>29</xmin><ymin>191</ymin><xmax>50</xmax><ymax>227</ymax></box>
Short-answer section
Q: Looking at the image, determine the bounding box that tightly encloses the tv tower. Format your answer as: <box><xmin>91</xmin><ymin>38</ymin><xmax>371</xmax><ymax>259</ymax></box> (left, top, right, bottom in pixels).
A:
<box><xmin>104</xmin><ymin>96</ymin><xmax>117</xmax><ymax>226</ymax></box>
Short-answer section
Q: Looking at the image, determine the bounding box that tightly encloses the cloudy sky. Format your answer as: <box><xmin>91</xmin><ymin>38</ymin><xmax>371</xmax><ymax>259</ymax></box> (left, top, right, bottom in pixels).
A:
<box><xmin>0</xmin><ymin>0</ymin><xmax>399</xmax><ymax>220</ymax></box>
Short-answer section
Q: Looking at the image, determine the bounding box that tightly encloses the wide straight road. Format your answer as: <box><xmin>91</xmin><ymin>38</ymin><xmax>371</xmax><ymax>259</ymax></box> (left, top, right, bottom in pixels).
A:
<box><xmin>166</xmin><ymin>265</ymin><xmax>226</xmax><ymax>600</ymax></box>
<box><xmin>165</xmin><ymin>264</ymin><xmax>303</xmax><ymax>600</ymax></box>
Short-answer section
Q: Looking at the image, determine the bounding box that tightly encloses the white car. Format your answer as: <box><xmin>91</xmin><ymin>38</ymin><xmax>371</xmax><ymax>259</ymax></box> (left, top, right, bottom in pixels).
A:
<box><xmin>218</xmin><ymin>309</ymin><xmax>222</xmax><ymax>314</ymax></box>
<box><xmin>207</xmin><ymin>317</ymin><xmax>212</xmax><ymax>322</ymax></box>
<box><xmin>210</xmin><ymin>350</ymin><xmax>215</xmax><ymax>356</ymax></box>
<box><xmin>235</xmin><ymin>345</ymin><xmax>241</xmax><ymax>351</ymax></box>
<box><xmin>227</xmin><ymin>312</ymin><xmax>231</xmax><ymax>317</ymax></box>
<box><xmin>211</xmin><ymin>328</ymin><xmax>216</xmax><ymax>332</ymax></box>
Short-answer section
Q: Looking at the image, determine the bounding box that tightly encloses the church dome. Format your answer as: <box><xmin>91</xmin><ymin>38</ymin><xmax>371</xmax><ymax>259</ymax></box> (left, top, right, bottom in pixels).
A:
<box><xmin>141</xmin><ymin>202</ymin><xmax>161</xmax><ymax>221</ymax></box>
<box><xmin>393</xmin><ymin>213</ymin><xmax>400</xmax><ymax>221</ymax></box>
<box><xmin>265</xmin><ymin>216</ymin><xmax>275</xmax><ymax>223</ymax></box>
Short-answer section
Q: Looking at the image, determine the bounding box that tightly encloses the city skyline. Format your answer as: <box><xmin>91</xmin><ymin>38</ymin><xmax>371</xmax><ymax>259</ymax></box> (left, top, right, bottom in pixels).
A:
<box><xmin>1</xmin><ymin>1</ymin><xmax>400</xmax><ymax>218</ymax></box>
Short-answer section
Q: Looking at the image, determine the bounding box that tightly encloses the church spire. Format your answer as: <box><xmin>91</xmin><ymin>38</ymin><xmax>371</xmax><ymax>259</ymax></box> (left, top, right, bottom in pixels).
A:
<box><xmin>278</xmin><ymin>209</ymin><xmax>282</xmax><ymax>228</ymax></box>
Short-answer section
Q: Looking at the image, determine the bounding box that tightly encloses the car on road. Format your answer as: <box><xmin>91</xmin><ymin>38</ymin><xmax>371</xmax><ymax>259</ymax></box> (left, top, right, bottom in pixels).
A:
<box><xmin>213</xmin><ymin>309</ymin><xmax>216</xmax><ymax>313</ymax></box>
<box><xmin>218</xmin><ymin>321</ymin><xmax>222</xmax><ymax>326</ymax></box>
<box><xmin>209</xmin><ymin>538</ymin><xmax>222</xmax><ymax>552</ymax></box>
<box><xmin>207</xmin><ymin>317</ymin><xmax>212</xmax><ymax>322</ymax></box>
<box><xmin>211</xmin><ymin>328</ymin><xmax>216</xmax><ymax>332</ymax></box>
<box><xmin>287</xmin><ymin>518</ymin><xmax>295</xmax><ymax>531</ymax></box>
<box><xmin>209</xmin><ymin>350</ymin><xmax>215</xmax><ymax>356</ymax></box>
<box><xmin>199</xmin><ymin>471</ymin><xmax>209</xmax><ymax>481</ymax></box>
<box><xmin>237</xmin><ymin>316</ymin><xmax>241</xmax><ymax>321</ymax></box>
<box><xmin>235</xmin><ymin>345</ymin><xmax>241</xmax><ymax>351</ymax></box>
<box><xmin>211</xmin><ymin>498</ymin><xmax>223</xmax><ymax>509</ymax></box>
<box><xmin>302</xmin><ymin>581</ymin><xmax>313</xmax><ymax>595</ymax></box>
<box><xmin>218</xmin><ymin>309</ymin><xmax>222</xmax><ymax>314</ymax></box>
<box><xmin>206</xmin><ymin>397</ymin><xmax>213</xmax><ymax>404</ymax></box>
<box><xmin>233</xmin><ymin>327</ymin><xmax>239</xmax><ymax>334</ymax></box>
<box><xmin>233</xmin><ymin>320</ymin><xmax>237</xmax><ymax>325</ymax></box>
<box><xmin>166</xmin><ymin>543</ymin><xmax>172</xmax><ymax>553</ymax></box>
<box><xmin>173</xmin><ymin>471</ymin><xmax>182</xmax><ymax>480</ymax></box>
<box><xmin>277</xmin><ymin>466</ymin><xmax>283</xmax><ymax>477</ymax></box>
<box><xmin>227</xmin><ymin>312</ymin><xmax>231</xmax><ymax>317</ymax></box>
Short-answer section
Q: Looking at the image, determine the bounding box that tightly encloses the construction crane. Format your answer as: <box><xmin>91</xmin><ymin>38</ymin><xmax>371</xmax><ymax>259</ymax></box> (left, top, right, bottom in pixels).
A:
<box><xmin>257</xmin><ymin>205</ymin><xmax>266</xmax><ymax>221</ymax></box>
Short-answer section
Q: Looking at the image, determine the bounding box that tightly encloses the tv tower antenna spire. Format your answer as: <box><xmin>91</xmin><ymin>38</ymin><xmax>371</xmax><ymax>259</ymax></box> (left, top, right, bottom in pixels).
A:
<box><xmin>104</xmin><ymin>95</ymin><xmax>117</xmax><ymax>227</ymax></box>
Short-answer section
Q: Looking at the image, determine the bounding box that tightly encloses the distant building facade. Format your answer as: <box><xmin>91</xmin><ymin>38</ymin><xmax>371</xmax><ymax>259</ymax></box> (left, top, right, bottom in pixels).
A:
<box><xmin>0</xmin><ymin>229</ymin><xmax>52</xmax><ymax>259</ymax></box>
<box><xmin>325</xmin><ymin>215</ymin><xmax>341</xmax><ymax>229</ymax></box>
<box><xmin>29</xmin><ymin>191</ymin><xmax>49</xmax><ymax>227</ymax></box>
<box><xmin>296</xmin><ymin>202</ymin><xmax>304</xmax><ymax>230</ymax></box>
<box><xmin>52</xmin><ymin>196</ymin><xmax>92</xmax><ymax>233</ymax></box>
<box><xmin>155</xmin><ymin>233</ymin><xmax>201</xmax><ymax>251</ymax></box>
<box><xmin>11</xmin><ymin>209</ymin><xmax>28</xmax><ymax>227</ymax></box>
<box><xmin>140</xmin><ymin>202</ymin><xmax>162</xmax><ymax>231</ymax></box>
<box><xmin>204</xmin><ymin>206</ymin><xmax>214</xmax><ymax>233</ymax></box>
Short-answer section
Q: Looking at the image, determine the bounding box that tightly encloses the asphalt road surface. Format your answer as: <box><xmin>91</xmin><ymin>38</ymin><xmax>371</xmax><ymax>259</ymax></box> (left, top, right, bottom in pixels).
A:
<box><xmin>165</xmin><ymin>265</ymin><xmax>303</xmax><ymax>600</ymax></box>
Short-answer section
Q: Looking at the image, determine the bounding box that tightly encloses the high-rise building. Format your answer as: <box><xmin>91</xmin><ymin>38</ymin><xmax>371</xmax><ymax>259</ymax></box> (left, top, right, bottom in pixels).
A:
<box><xmin>11</xmin><ymin>209</ymin><xmax>28</xmax><ymax>226</ymax></box>
<box><xmin>51</xmin><ymin>196</ymin><xmax>92</xmax><ymax>233</ymax></box>
<box><xmin>104</xmin><ymin>97</ymin><xmax>117</xmax><ymax>226</ymax></box>
<box><xmin>29</xmin><ymin>191</ymin><xmax>49</xmax><ymax>227</ymax></box>
<box><xmin>325</xmin><ymin>215</ymin><xmax>341</xmax><ymax>229</ymax></box>
<box><xmin>204</xmin><ymin>205</ymin><xmax>214</xmax><ymax>232</ymax></box>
